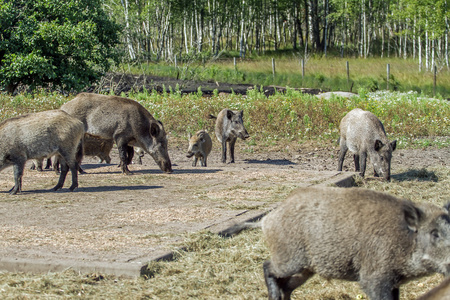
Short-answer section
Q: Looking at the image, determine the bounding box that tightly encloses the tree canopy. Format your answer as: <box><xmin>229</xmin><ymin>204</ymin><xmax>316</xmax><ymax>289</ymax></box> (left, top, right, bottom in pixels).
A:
<box><xmin>0</xmin><ymin>0</ymin><xmax>122</xmax><ymax>94</ymax></box>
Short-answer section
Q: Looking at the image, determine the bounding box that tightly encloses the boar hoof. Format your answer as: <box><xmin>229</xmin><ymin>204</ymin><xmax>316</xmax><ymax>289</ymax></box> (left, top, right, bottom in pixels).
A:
<box><xmin>69</xmin><ymin>184</ymin><xmax>78</xmax><ymax>192</ymax></box>
<box><xmin>9</xmin><ymin>186</ymin><xmax>20</xmax><ymax>195</ymax></box>
<box><xmin>52</xmin><ymin>185</ymin><xmax>62</xmax><ymax>191</ymax></box>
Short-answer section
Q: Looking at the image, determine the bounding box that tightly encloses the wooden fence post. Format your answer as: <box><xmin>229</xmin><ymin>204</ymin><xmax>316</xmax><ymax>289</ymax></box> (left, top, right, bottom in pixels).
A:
<box><xmin>272</xmin><ymin>58</ymin><xmax>275</xmax><ymax>80</ymax></box>
<box><xmin>346</xmin><ymin>61</ymin><xmax>350</xmax><ymax>91</ymax></box>
<box><xmin>301</xmin><ymin>59</ymin><xmax>305</xmax><ymax>80</ymax></box>
<box><xmin>387</xmin><ymin>63</ymin><xmax>390</xmax><ymax>90</ymax></box>
<box><xmin>434</xmin><ymin>65</ymin><xmax>437</xmax><ymax>97</ymax></box>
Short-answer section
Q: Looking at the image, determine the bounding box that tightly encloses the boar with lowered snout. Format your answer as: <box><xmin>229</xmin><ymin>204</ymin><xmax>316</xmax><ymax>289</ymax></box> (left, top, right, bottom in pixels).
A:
<box><xmin>262</xmin><ymin>187</ymin><xmax>450</xmax><ymax>300</ymax></box>
<box><xmin>61</xmin><ymin>93</ymin><xmax>172</xmax><ymax>174</ymax></box>
<box><xmin>0</xmin><ymin>110</ymin><xmax>84</xmax><ymax>194</ymax></box>
<box><xmin>210</xmin><ymin>109</ymin><xmax>249</xmax><ymax>163</ymax></box>
<box><xmin>187</xmin><ymin>130</ymin><xmax>212</xmax><ymax>167</ymax></box>
<box><xmin>338</xmin><ymin>108</ymin><xmax>397</xmax><ymax>181</ymax></box>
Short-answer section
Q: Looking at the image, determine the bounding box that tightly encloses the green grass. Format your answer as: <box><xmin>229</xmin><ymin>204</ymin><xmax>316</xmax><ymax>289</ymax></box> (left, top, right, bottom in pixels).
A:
<box><xmin>1</xmin><ymin>89</ymin><xmax>449</xmax><ymax>150</ymax></box>
<box><xmin>127</xmin><ymin>56</ymin><xmax>450</xmax><ymax>98</ymax></box>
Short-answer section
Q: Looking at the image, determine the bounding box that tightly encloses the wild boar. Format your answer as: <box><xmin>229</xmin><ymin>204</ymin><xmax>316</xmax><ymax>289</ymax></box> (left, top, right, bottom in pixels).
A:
<box><xmin>36</xmin><ymin>135</ymin><xmax>114</xmax><ymax>174</ymax></box>
<box><xmin>60</xmin><ymin>93</ymin><xmax>172</xmax><ymax>174</ymax></box>
<box><xmin>187</xmin><ymin>130</ymin><xmax>212</xmax><ymax>167</ymax></box>
<box><xmin>417</xmin><ymin>276</ymin><xmax>450</xmax><ymax>300</ymax></box>
<box><xmin>0</xmin><ymin>110</ymin><xmax>84</xmax><ymax>194</ymax></box>
<box><xmin>83</xmin><ymin>135</ymin><xmax>114</xmax><ymax>164</ymax></box>
<box><xmin>261</xmin><ymin>187</ymin><xmax>450</xmax><ymax>300</ymax></box>
<box><xmin>134</xmin><ymin>146</ymin><xmax>145</xmax><ymax>165</ymax></box>
<box><xmin>338</xmin><ymin>108</ymin><xmax>397</xmax><ymax>181</ymax></box>
<box><xmin>209</xmin><ymin>109</ymin><xmax>249</xmax><ymax>163</ymax></box>
<box><xmin>30</xmin><ymin>157</ymin><xmax>53</xmax><ymax>171</ymax></box>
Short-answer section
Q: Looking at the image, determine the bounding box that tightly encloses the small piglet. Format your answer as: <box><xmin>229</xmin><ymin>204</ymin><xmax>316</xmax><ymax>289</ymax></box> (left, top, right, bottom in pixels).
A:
<box><xmin>187</xmin><ymin>130</ymin><xmax>212</xmax><ymax>167</ymax></box>
<box><xmin>262</xmin><ymin>186</ymin><xmax>450</xmax><ymax>300</ymax></box>
<box><xmin>338</xmin><ymin>108</ymin><xmax>397</xmax><ymax>181</ymax></box>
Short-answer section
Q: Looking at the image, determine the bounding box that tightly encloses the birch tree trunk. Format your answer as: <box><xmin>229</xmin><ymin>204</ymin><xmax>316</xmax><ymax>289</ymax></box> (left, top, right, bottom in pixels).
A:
<box><xmin>121</xmin><ymin>0</ymin><xmax>136</xmax><ymax>60</ymax></box>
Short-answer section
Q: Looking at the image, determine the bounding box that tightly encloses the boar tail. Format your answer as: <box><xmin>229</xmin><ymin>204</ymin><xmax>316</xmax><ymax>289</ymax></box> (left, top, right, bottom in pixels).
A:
<box><xmin>219</xmin><ymin>221</ymin><xmax>262</xmax><ymax>237</ymax></box>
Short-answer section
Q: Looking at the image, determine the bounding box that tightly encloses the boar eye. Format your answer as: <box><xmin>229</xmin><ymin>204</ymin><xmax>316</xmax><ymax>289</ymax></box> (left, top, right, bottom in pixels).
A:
<box><xmin>431</xmin><ymin>229</ymin><xmax>440</xmax><ymax>239</ymax></box>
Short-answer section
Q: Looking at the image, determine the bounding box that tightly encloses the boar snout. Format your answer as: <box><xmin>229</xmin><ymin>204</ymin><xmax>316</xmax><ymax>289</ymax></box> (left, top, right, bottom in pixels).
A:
<box><xmin>186</xmin><ymin>152</ymin><xmax>195</xmax><ymax>158</ymax></box>
<box><xmin>161</xmin><ymin>161</ymin><xmax>173</xmax><ymax>173</ymax></box>
<box><xmin>241</xmin><ymin>130</ymin><xmax>250</xmax><ymax>140</ymax></box>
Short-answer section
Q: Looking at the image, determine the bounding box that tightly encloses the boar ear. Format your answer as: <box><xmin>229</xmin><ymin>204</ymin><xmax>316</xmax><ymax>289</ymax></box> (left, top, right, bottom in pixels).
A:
<box><xmin>403</xmin><ymin>203</ymin><xmax>424</xmax><ymax>232</ymax></box>
<box><xmin>227</xmin><ymin>110</ymin><xmax>233</xmax><ymax>120</ymax></box>
<box><xmin>391</xmin><ymin>140</ymin><xmax>397</xmax><ymax>151</ymax></box>
<box><xmin>374</xmin><ymin>140</ymin><xmax>384</xmax><ymax>151</ymax></box>
<box><xmin>239</xmin><ymin>110</ymin><xmax>244</xmax><ymax>117</ymax></box>
<box><xmin>188</xmin><ymin>132</ymin><xmax>192</xmax><ymax>139</ymax></box>
<box><xmin>444</xmin><ymin>203</ymin><xmax>450</xmax><ymax>213</ymax></box>
<box><xmin>150</xmin><ymin>122</ymin><xmax>160</xmax><ymax>138</ymax></box>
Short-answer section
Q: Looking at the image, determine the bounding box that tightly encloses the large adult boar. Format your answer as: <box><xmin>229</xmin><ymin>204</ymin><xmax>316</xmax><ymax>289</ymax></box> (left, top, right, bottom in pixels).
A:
<box><xmin>187</xmin><ymin>130</ymin><xmax>212</xmax><ymax>167</ymax></box>
<box><xmin>209</xmin><ymin>109</ymin><xmax>249</xmax><ymax>163</ymax></box>
<box><xmin>261</xmin><ymin>187</ymin><xmax>450</xmax><ymax>300</ymax></box>
<box><xmin>0</xmin><ymin>110</ymin><xmax>84</xmax><ymax>194</ymax></box>
<box><xmin>338</xmin><ymin>108</ymin><xmax>397</xmax><ymax>181</ymax></box>
<box><xmin>60</xmin><ymin>93</ymin><xmax>172</xmax><ymax>174</ymax></box>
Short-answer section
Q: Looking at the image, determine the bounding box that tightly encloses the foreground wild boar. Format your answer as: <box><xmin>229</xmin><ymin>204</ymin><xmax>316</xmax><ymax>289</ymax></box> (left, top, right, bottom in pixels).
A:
<box><xmin>0</xmin><ymin>110</ymin><xmax>84</xmax><ymax>194</ymax></box>
<box><xmin>262</xmin><ymin>187</ymin><xmax>450</xmax><ymax>300</ymax></box>
<box><xmin>417</xmin><ymin>276</ymin><xmax>450</xmax><ymax>300</ymax></box>
<box><xmin>187</xmin><ymin>130</ymin><xmax>212</xmax><ymax>167</ymax></box>
<box><xmin>210</xmin><ymin>109</ymin><xmax>249</xmax><ymax>163</ymax></box>
<box><xmin>61</xmin><ymin>93</ymin><xmax>172</xmax><ymax>174</ymax></box>
<box><xmin>338</xmin><ymin>108</ymin><xmax>397</xmax><ymax>181</ymax></box>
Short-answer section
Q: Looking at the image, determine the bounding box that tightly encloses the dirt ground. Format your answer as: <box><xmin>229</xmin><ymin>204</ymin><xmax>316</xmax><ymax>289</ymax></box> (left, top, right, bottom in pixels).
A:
<box><xmin>0</xmin><ymin>138</ymin><xmax>448</xmax><ymax>276</ymax></box>
<box><xmin>2</xmin><ymin>75</ymin><xmax>449</xmax><ymax>275</ymax></box>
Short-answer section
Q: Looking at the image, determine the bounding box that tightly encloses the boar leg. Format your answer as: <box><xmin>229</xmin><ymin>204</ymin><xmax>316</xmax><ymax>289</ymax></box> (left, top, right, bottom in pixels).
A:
<box><xmin>353</xmin><ymin>154</ymin><xmax>360</xmax><ymax>172</ymax></box>
<box><xmin>117</xmin><ymin>143</ymin><xmax>133</xmax><ymax>174</ymax></box>
<box><xmin>221</xmin><ymin>138</ymin><xmax>228</xmax><ymax>163</ymax></box>
<box><xmin>45</xmin><ymin>158</ymin><xmax>52</xmax><ymax>169</ymax></box>
<box><xmin>263</xmin><ymin>261</ymin><xmax>282</xmax><ymax>300</ymax></box>
<box><xmin>126</xmin><ymin>146</ymin><xmax>134</xmax><ymax>165</ymax></box>
<box><xmin>359</xmin><ymin>152</ymin><xmax>367</xmax><ymax>177</ymax></box>
<box><xmin>68</xmin><ymin>161</ymin><xmax>79</xmax><ymax>192</ymax></box>
<box><xmin>53</xmin><ymin>160</ymin><xmax>69</xmax><ymax>191</ymax></box>
<box><xmin>337</xmin><ymin>142</ymin><xmax>348</xmax><ymax>171</ymax></box>
<box><xmin>192</xmin><ymin>157</ymin><xmax>198</xmax><ymax>167</ymax></box>
<box><xmin>10</xmin><ymin>161</ymin><xmax>25</xmax><ymax>195</ymax></box>
<box><xmin>229</xmin><ymin>137</ymin><xmax>237</xmax><ymax>163</ymax></box>
<box><xmin>263</xmin><ymin>261</ymin><xmax>312</xmax><ymax>300</ymax></box>
<box><xmin>201</xmin><ymin>156</ymin><xmax>207</xmax><ymax>167</ymax></box>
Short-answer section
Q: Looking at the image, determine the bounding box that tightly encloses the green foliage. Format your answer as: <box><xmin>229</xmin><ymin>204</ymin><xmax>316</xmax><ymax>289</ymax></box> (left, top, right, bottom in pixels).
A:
<box><xmin>0</xmin><ymin>0</ymin><xmax>122</xmax><ymax>94</ymax></box>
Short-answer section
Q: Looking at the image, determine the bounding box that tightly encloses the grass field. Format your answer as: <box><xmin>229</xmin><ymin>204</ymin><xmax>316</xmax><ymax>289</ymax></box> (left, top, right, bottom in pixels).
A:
<box><xmin>129</xmin><ymin>56</ymin><xmax>450</xmax><ymax>98</ymax></box>
<box><xmin>2</xmin><ymin>89</ymin><xmax>448</xmax><ymax>149</ymax></box>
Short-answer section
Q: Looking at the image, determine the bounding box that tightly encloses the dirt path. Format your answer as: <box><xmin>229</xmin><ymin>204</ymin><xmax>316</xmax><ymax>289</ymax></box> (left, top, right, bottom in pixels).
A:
<box><xmin>0</xmin><ymin>141</ymin><xmax>448</xmax><ymax>276</ymax></box>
